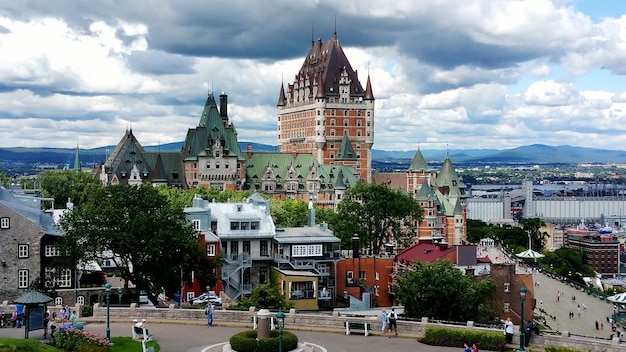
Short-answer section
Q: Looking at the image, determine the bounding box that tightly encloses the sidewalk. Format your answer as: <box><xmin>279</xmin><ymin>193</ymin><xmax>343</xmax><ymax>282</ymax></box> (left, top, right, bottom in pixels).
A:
<box><xmin>0</xmin><ymin>320</ymin><xmax>472</xmax><ymax>352</ymax></box>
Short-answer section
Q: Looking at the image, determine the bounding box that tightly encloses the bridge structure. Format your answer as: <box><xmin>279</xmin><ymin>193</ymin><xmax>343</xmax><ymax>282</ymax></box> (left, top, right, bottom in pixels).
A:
<box><xmin>467</xmin><ymin>181</ymin><xmax>626</xmax><ymax>227</ymax></box>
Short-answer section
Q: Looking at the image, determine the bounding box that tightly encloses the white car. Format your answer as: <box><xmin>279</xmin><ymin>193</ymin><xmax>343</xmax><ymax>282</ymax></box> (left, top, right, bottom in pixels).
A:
<box><xmin>139</xmin><ymin>291</ymin><xmax>149</xmax><ymax>304</ymax></box>
<box><xmin>192</xmin><ymin>292</ymin><xmax>222</xmax><ymax>305</ymax></box>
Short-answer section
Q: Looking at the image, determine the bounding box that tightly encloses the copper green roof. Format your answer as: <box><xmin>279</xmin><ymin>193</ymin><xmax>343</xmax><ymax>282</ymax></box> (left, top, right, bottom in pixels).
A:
<box><xmin>335</xmin><ymin>134</ymin><xmax>357</xmax><ymax>160</ymax></box>
<box><xmin>436</xmin><ymin>157</ymin><xmax>466</xmax><ymax>197</ymax></box>
<box><xmin>408</xmin><ymin>149</ymin><xmax>429</xmax><ymax>172</ymax></box>
<box><xmin>73</xmin><ymin>145</ymin><xmax>81</xmax><ymax>172</ymax></box>
<box><xmin>13</xmin><ymin>290</ymin><xmax>54</xmax><ymax>304</ymax></box>
<box><xmin>244</xmin><ymin>152</ymin><xmax>358</xmax><ymax>191</ymax></box>
<box><xmin>182</xmin><ymin>93</ymin><xmax>243</xmax><ymax>162</ymax></box>
<box><xmin>415</xmin><ymin>182</ymin><xmax>437</xmax><ymax>202</ymax></box>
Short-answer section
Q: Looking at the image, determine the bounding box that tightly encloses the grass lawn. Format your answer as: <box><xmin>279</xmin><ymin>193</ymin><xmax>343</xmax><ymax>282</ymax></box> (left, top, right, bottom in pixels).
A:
<box><xmin>0</xmin><ymin>337</ymin><xmax>160</xmax><ymax>351</ymax></box>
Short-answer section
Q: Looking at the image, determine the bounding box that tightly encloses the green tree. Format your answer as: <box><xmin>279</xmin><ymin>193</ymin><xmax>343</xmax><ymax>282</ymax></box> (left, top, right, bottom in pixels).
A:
<box><xmin>57</xmin><ymin>183</ymin><xmax>217</xmax><ymax>301</ymax></box>
<box><xmin>539</xmin><ymin>247</ymin><xmax>595</xmax><ymax>284</ymax></box>
<box><xmin>331</xmin><ymin>182</ymin><xmax>423</xmax><ymax>253</ymax></box>
<box><xmin>270</xmin><ymin>199</ymin><xmax>308</xmax><ymax>228</ymax></box>
<box><xmin>395</xmin><ymin>260</ymin><xmax>497</xmax><ymax>323</ymax></box>
<box><xmin>38</xmin><ymin>170</ymin><xmax>101</xmax><ymax>209</ymax></box>
<box><xmin>235</xmin><ymin>284</ymin><xmax>294</xmax><ymax>310</ymax></box>
<box><xmin>520</xmin><ymin>217</ymin><xmax>547</xmax><ymax>252</ymax></box>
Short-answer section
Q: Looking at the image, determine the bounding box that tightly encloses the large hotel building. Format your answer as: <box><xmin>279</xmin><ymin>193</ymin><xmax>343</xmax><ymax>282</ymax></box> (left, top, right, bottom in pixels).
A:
<box><xmin>277</xmin><ymin>32</ymin><xmax>375</xmax><ymax>182</ymax></box>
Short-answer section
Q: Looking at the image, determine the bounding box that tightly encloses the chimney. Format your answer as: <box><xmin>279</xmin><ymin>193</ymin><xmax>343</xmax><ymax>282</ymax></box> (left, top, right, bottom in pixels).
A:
<box><xmin>247</xmin><ymin>143</ymin><xmax>252</xmax><ymax>158</ymax></box>
<box><xmin>352</xmin><ymin>235</ymin><xmax>360</xmax><ymax>259</ymax></box>
<box><xmin>308</xmin><ymin>201</ymin><xmax>315</xmax><ymax>227</ymax></box>
<box><xmin>219</xmin><ymin>92</ymin><xmax>227</xmax><ymax>121</ymax></box>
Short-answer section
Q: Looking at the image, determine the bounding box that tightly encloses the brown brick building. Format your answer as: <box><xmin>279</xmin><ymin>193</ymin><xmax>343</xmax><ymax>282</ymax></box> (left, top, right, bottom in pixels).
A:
<box><xmin>277</xmin><ymin>32</ymin><xmax>375</xmax><ymax>182</ymax></box>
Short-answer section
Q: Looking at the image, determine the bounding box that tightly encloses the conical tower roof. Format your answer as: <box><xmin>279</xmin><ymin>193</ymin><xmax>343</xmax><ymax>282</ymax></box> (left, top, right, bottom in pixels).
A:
<box><xmin>408</xmin><ymin>148</ymin><xmax>429</xmax><ymax>172</ymax></box>
<box><xmin>335</xmin><ymin>134</ymin><xmax>357</xmax><ymax>160</ymax></box>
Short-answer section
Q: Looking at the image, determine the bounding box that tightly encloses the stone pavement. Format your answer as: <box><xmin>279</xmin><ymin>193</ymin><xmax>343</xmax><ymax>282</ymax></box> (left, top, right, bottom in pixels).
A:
<box><xmin>0</xmin><ymin>321</ymin><xmax>472</xmax><ymax>352</ymax></box>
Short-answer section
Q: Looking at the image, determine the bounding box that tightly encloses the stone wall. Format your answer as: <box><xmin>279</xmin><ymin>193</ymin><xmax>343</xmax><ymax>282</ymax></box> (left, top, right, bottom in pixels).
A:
<box><xmin>86</xmin><ymin>305</ymin><xmax>624</xmax><ymax>352</ymax></box>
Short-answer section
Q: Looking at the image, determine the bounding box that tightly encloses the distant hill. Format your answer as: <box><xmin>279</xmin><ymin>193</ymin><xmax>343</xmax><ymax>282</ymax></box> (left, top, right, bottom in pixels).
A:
<box><xmin>1</xmin><ymin>143</ymin><xmax>625</xmax><ymax>173</ymax></box>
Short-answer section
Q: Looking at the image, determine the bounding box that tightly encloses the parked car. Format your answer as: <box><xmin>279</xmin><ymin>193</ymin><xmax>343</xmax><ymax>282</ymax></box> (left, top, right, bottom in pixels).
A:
<box><xmin>192</xmin><ymin>291</ymin><xmax>222</xmax><ymax>305</ymax></box>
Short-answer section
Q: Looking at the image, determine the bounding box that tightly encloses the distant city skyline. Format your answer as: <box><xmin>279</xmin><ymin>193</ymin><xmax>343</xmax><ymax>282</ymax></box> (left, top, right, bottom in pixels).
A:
<box><xmin>1</xmin><ymin>1</ymin><xmax>626</xmax><ymax>151</ymax></box>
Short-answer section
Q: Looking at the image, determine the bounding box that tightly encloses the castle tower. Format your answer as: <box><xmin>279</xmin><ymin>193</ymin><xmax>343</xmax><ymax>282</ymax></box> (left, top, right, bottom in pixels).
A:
<box><xmin>277</xmin><ymin>32</ymin><xmax>375</xmax><ymax>182</ymax></box>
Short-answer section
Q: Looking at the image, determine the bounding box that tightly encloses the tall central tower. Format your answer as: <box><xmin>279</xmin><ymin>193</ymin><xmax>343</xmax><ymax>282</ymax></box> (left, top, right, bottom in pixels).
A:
<box><xmin>277</xmin><ymin>32</ymin><xmax>375</xmax><ymax>182</ymax></box>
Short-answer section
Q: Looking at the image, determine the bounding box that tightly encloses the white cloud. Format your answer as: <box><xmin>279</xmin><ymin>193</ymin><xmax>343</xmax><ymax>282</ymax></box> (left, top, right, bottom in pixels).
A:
<box><xmin>0</xmin><ymin>1</ymin><xmax>625</xmax><ymax>153</ymax></box>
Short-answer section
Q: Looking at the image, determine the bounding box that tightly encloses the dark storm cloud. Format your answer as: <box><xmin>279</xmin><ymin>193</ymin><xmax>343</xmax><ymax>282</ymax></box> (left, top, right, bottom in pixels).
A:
<box><xmin>0</xmin><ymin>1</ymin><xmax>568</xmax><ymax>70</ymax></box>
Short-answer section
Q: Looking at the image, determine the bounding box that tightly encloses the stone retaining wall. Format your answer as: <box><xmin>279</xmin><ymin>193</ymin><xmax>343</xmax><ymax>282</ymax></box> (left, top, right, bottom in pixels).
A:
<box><xmin>87</xmin><ymin>304</ymin><xmax>625</xmax><ymax>352</ymax></box>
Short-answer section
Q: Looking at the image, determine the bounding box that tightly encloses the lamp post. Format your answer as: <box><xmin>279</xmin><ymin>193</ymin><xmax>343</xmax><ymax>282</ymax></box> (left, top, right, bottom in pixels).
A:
<box><xmin>276</xmin><ymin>308</ymin><xmax>285</xmax><ymax>352</ymax></box>
<box><xmin>104</xmin><ymin>283</ymin><xmax>111</xmax><ymax>340</ymax></box>
<box><xmin>518</xmin><ymin>285</ymin><xmax>527</xmax><ymax>352</ymax></box>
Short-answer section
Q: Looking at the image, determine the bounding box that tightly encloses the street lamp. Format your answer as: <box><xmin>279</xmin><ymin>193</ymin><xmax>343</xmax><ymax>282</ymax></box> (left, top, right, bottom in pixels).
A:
<box><xmin>104</xmin><ymin>282</ymin><xmax>111</xmax><ymax>340</ymax></box>
<box><xmin>276</xmin><ymin>308</ymin><xmax>285</xmax><ymax>352</ymax></box>
<box><xmin>518</xmin><ymin>285</ymin><xmax>527</xmax><ymax>352</ymax></box>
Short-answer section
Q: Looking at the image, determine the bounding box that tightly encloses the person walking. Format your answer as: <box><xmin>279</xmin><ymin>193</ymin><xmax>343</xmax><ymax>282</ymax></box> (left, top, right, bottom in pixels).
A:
<box><xmin>205</xmin><ymin>303</ymin><xmax>214</xmax><ymax>327</ymax></box>
<box><xmin>387</xmin><ymin>308</ymin><xmax>397</xmax><ymax>338</ymax></box>
<box><xmin>471</xmin><ymin>343</ymin><xmax>479</xmax><ymax>352</ymax></box>
<box><xmin>15</xmin><ymin>304</ymin><xmax>24</xmax><ymax>328</ymax></box>
<box><xmin>463</xmin><ymin>342</ymin><xmax>471</xmax><ymax>352</ymax></box>
<box><xmin>524</xmin><ymin>320</ymin><xmax>532</xmax><ymax>347</ymax></box>
<box><xmin>380</xmin><ymin>308</ymin><xmax>387</xmax><ymax>333</ymax></box>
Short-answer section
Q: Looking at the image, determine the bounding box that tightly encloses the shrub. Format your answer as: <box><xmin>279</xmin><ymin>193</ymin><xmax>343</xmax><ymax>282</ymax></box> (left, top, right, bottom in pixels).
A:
<box><xmin>50</xmin><ymin>328</ymin><xmax>111</xmax><ymax>351</ymax></box>
<box><xmin>81</xmin><ymin>304</ymin><xmax>93</xmax><ymax>317</ymax></box>
<box><xmin>229</xmin><ymin>330</ymin><xmax>298</xmax><ymax>352</ymax></box>
<box><xmin>420</xmin><ymin>326</ymin><xmax>507</xmax><ymax>351</ymax></box>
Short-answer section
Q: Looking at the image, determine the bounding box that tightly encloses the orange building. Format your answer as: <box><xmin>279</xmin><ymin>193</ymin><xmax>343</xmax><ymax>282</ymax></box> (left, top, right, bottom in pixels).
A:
<box><xmin>374</xmin><ymin>150</ymin><xmax>468</xmax><ymax>245</ymax></box>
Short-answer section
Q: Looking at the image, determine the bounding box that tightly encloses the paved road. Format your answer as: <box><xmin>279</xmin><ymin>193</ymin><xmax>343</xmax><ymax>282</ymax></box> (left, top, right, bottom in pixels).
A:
<box><xmin>531</xmin><ymin>269</ymin><xmax>617</xmax><ymax>339</ymax></box>
<box><xmin>0</xmin><ymin>321</ymin><xmax>468</xmax><ymax>352</ymax></box>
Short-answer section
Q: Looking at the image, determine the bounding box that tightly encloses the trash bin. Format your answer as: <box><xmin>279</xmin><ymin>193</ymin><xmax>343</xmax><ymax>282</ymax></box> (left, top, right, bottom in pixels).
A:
<box><xmin>174</xmin><ymin>293</ymin><xmax>180</xmax><ymax>303</ymax></box>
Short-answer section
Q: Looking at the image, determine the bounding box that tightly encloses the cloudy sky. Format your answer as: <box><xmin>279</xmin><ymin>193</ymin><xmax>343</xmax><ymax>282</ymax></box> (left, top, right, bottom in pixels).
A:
<box><xmin>1</xmin><ymin>0</ymin><xmax>626</xmax><ymax>152</ymax></box>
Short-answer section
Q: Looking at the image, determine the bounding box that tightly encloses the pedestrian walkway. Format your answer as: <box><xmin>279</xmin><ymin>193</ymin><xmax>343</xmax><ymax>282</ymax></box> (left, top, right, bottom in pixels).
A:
<box><xmin>531</xmin><ymin>269</ymin><xmax>617</xmax><ymax>340</ymax></box>
<box><xmin>0</xmin><ymin>321</ymin><xmax>468</xmax><ymax>352</ymax></box>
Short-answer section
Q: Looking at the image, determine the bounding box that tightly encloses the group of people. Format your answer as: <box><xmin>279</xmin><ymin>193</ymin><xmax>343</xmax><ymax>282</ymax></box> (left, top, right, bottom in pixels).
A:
<box><xmin>379</xmin><ymin>308</ymin><xmax>398</xmax><ymax>338</ymax></box>
<box><xmin>5</xmin><ymin>304</ymin><xmax>24</xmax><ymax>328</ymax></box>
<box><xmin>43</xmin><ymin>306</ymin><xmax>76</xmax><ymax>339</ymax></box>
<box><xmin>463</xmin><ymin>342</ymin><xmax>479</xmax><ymax>351</ymax></box>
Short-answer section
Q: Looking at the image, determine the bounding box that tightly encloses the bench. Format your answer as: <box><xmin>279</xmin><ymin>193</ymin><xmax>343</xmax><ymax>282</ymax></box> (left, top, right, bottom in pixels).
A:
<box><xmin>344</xmin><ymin>321</ymin><xmax>371</xmax><ymax>336</ymax></box>
<box><xmin>132</xmin><ymin>326</ymin><xmax>153</xmax><ymax>342</ymax></box>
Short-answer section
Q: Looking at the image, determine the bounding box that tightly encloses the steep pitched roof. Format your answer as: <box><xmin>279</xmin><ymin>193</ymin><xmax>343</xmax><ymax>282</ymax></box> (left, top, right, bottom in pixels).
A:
<box><xmin>363</xmin><ymin>74</ymin><xmax>374</xmax><ymax>100</ymax></box>
<box><xmin>103</xmin><ymin>129</ymin><xmax>148</xmax><ymax>175</ymax></box>
<box><xmin>182</xmin><ymin>93</ymin><xmax>243</xmax><ymax>162</ymax></box>
<box><xmin>277</xmin><ymin>83</ymin><xmax>286</xmax><ymax>106</ymax></box>
<box><xmin>408</xmin><ymin>149</ymin><xmax>429</xmax><ymax>172</ymax></box>
<box><xmin>297</xmin><ymin>33</ymin><xmax>365</xmax><ymax>98</ymax></box>
<box><xmin>243</xmin><ymin>152</ymin><xmax>358</xmax><ymax>191</ymax></box>
<box><xmin>436</xmin><ymin>158</ymin><xmax>462</xmax><ymax>190</ymax></box>
<box><xmin>335</xmin><ymin>134</ymin><xmax>357</xmax><ymax>160</ymax></box>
